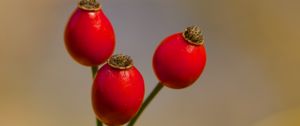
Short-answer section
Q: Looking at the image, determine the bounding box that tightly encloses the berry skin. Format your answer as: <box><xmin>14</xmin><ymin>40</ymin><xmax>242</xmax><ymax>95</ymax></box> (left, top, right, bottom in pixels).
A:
<box><xmin>64</xmin><ymin>1</ymin><xmax>115</xmax><ymax>66</ymax></box>
<box><xmin>92</xmin><ymin>54</ymin><xmax>145</xmax><ymax>125</ymax></box>
<box><xmin>153</xmin><ymin>26</ymin><xmax>206</xmax><ymax>89</ymax></box>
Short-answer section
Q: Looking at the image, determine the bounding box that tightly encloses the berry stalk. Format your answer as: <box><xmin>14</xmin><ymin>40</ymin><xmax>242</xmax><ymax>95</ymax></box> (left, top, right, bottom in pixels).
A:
<box><xmin>91</xmin><ymin>66</ymin><xmax>98</xmax><ymax>78</ymax></box>
<box><xmin>127</xmin><ymin>82</ymin><xmax>164</xmax><ymax>126</ymax></box>
<box><xmin>96</xmin><ymin>119</ymin><xmax>103</xmax><ymax>126</ymax></box>
<box><xmin>91</xmin><ymin>66</ymin><xmax>103</xmax><ymax>126</ymax></box>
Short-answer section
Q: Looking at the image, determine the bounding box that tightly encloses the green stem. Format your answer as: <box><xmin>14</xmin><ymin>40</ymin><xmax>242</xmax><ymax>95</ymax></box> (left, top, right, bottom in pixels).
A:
<box><xmin>127</xmin><ymin>82</ymin><xmax>164</xmax><ymax>126</ymax></box>
<box><xmin>91</xmin><ymin>66</ymin><xmax>103</xmax><ymax>126</ymax></box>
<box><xmin>96</xmin><ymin>119</ymin><xmax>103</xmax><ymax>126</ymax></box>
<box><xmin>91</xmin><ymin>66</ymin><xmax>98</xmax><ymax>78</ymax></box>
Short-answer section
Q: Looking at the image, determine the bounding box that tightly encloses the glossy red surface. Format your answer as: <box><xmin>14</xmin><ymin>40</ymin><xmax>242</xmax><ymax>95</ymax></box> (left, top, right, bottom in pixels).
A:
<box><xmin>65</xmin><ymin>8</ymin><xmax>115</xmax><ymax>66</ymax></box>
<box><xmin>92</xmin><ymin>64</ymin><xmax>145</xmax><ymax>125</ymax></box>
<box><xmin>153</xmin><ymin>33</ymin><xmax>206</xmax><ymax>89</ymax></box>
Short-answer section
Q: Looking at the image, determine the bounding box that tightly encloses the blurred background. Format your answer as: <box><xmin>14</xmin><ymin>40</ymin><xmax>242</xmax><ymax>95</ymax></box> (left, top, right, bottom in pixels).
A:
<box><xmin>1</xmin><ymin>0</ymin><xmax>300</xmax><ymax>126</ymax></box>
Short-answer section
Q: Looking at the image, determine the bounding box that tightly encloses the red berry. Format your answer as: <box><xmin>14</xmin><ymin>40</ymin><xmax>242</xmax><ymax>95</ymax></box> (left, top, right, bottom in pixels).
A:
<box><xmin>153</xmin><ymin>26</ymin><xmax>206</xmax><ymax>89</ymax></box>
<box><xmin>64</xmin><ymin>0</ymin><xmax>115</xmax><ymax>66</ymax></box>
<box><xmin>92</xmin><ymin>54</ymin><xmax>145</xmax><ymax>125</ymax></box>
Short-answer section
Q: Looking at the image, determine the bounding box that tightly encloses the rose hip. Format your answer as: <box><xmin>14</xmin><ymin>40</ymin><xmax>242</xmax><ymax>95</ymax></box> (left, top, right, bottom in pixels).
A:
<box><xmin>64</xmin><ymin>0</ymin><xmax>115</xmax><ymax>66</ymax></box>
<box><xmin>92</xmin><ymin>54</ymin><xmax>145</xmax><ymax>125</ymax></box>
<box><xmin>153</xmin><ymin>26</ymin><xmax>206</xmax><ymax>89</ymax></box>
